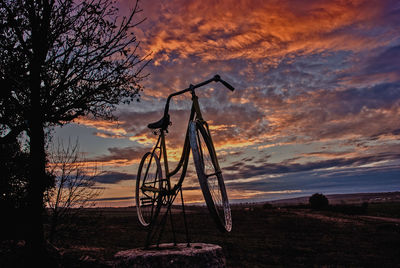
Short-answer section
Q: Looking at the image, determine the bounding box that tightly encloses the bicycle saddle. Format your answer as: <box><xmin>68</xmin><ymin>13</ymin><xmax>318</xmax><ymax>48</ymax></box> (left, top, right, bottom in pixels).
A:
<box><xmin>147</xmin><ymin>114</ymin><xmax>170</xmax><ymax>130</ymax></box>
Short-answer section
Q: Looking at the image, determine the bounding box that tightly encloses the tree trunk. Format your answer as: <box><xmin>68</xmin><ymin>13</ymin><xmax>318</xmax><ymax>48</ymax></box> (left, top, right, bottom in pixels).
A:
<box><xmin>26</xmin><ymin>17</ymin><xmax>48</xmax><ymax>259</ymax></box>
<box><xmin>26</xmin><ymin>108</ymin><xmax>47</xmax><ymax>262</ymax></box>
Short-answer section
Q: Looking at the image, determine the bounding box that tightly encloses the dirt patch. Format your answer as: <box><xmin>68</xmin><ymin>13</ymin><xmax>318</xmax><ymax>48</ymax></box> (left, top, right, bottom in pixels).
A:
<box><xmin>288</xmin><ymin>209</ymin><xmax>364</xmax><ymax>226</ymax></box>
<box><xmin>359</xmin><ymin>216</ymin><xmax>400</xmax><ymax>224</ymax></box>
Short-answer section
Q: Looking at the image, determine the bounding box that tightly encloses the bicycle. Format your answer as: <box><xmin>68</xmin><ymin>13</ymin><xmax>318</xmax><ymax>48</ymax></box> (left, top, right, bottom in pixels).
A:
<box><xmin>135</xmin><ymin>74</ymin><xmax>234</xmax><ymax>246</ymax></box>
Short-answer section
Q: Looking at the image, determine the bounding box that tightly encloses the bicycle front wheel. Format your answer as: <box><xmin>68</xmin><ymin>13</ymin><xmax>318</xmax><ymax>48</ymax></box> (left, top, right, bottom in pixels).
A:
<box><xmin>189</xmin><ymin>120</ymin><xmax>232</xmax><ymax>232</ymax></box>
<box><xmin>136</xmin><ymin>152</ymin><xmax>163</xmax><ymax>227</ymax></box>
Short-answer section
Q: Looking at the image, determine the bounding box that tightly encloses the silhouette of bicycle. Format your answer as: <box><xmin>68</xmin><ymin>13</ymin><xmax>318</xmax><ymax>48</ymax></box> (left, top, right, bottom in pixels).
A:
<box><xmin>135</xmin><ymin>75</ymin><xmax>234</xmax><ymax>246</ymax></box>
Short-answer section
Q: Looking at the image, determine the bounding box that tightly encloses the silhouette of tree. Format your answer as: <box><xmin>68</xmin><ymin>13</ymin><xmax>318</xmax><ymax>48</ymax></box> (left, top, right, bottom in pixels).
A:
<box><xmin>46</xmin><ymin>139</ymin><xmax>101</xmax><ymax>243</ymax></box>
<box><xmin>0</xmin><ymin>0</ymin><xmax>147</xmax><ymax>261</ymax></box>
<box><xmin>1</xmin><ymin>139</ymin><xmax>55</xmax><ymax>240</ymax></box>
<box><xmin>309</xmin><ymin>193</ymin><xmax>329</xmax><ymax>210</ymax></box>
<box><xmin>0</xmin><ymin>141</ymin><xmax>30</xmax><ymax>211</ymax></box>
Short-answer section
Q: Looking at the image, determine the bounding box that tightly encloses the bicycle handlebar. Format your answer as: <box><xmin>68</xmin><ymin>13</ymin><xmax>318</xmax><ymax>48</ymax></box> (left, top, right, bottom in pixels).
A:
<box><xmin>163</xmin><ymin>74</ymin><xmax>235</xmax><ymax>118</ymax></box>
<box><xmin>214</xmin><ymin>75</ymin><xmax>235</xmax><ymax>91</ymax></box>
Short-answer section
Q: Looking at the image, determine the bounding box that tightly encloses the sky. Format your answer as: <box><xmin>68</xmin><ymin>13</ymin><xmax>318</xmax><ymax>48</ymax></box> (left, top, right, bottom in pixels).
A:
<box><xmin>54</xmin><ymin>0</ymin><xmax>400</xmax><ymax>207</ymax></box>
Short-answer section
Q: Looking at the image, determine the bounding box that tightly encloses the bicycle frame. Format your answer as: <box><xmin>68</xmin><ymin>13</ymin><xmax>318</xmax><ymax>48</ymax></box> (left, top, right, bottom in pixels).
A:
<box><xmin>139</xmin><ymin>75</ymin><xmax>234</xmax><ymax>247</ymax></box>
<box><xmin>150</xmin><ymin>91</ymin><xmax>206</xmax><ymax>199</ymax></box>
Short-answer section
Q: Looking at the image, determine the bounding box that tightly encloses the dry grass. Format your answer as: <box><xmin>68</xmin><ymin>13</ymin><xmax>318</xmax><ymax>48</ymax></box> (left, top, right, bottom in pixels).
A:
<box><xmin>42</xmin><ymin>203</ymin><xmax>400</xmax><ymax>267</ymax></box>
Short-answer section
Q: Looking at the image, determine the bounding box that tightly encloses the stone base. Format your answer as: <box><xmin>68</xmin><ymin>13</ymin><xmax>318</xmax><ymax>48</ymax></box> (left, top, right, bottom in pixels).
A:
<box><xmin>114</xmin><ymin>243</ymin><xmax>226</xmax><ymax>268</ymax></box>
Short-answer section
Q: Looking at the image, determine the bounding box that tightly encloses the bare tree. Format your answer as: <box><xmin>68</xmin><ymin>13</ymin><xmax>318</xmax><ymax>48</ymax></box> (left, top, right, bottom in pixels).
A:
<box><xmin>0</xmin><ymin>0</ymin><xmax>147</xmax><ymax>259</ymax></box>
<box><xmin>46</xmin><ymin>139</ymin><xmax>101</xmax><ymax>243</ymax></box>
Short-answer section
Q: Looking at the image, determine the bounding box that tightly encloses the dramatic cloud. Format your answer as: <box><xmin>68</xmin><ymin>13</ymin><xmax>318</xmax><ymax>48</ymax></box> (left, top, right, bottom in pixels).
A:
<box><xmin>138</xmin><ymin>0</ymin><xmax>399</xmax><ymax>64</ymax></box>
<box><xmin>257</xmin><ymin>83</ymin><xmax>400</xmax><ymax>143</ymax></box>
<box><xmin>54</xmin><ymin>0</ymin><xmax>400</xmax><ymax>205</ymax></box>
<box><xmin>226</xmin><ymin>151</ymin><xmax>400</xmax><ymax>181</ymax></box>
<box><xmin>94</xmin><ymin>171</ymin><xmax>136</xmax><ymax>184</ymax></box>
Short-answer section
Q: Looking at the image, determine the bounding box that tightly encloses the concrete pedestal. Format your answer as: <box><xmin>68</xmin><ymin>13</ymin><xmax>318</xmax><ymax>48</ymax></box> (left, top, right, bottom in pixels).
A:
<box><xmin>114</xmin><ymin>243</ymin><xmax>226</xmax><ymax>268</ymax></box>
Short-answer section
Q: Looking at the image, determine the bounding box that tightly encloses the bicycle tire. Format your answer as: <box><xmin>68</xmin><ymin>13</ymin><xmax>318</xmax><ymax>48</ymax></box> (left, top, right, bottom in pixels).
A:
<box><xmin>136</xmin><ymin>152</ymin><xmax>163</xmax><ymax>227</ymax></box>
<box><xmin>189</xmin><ymin>120</ymin><xmax>232</xmax><ymax>232</ymax></box>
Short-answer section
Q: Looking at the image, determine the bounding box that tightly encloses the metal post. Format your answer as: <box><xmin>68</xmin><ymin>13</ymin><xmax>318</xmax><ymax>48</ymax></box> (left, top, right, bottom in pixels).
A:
<box><xmin>169</xmin><ymin>200</ymin><xmax>177</xmax><ymax>246</ymax></box>
<box><xmin>180</xmin><ymin>188</ymin><xmax>191</xmax><ymax>247</ymax></box>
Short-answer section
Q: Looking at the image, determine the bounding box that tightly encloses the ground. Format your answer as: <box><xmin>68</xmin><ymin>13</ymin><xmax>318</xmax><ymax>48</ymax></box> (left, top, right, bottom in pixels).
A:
<box><xmin>2</xmin><ymin>193</ymin><xmax>400</xmax><ymax>267</ymax></box>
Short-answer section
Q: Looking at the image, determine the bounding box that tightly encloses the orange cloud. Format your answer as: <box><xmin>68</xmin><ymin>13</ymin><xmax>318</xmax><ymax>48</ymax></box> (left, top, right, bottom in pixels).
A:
<box><xmin>74</xmin><ymin>117</ymin><xmax>127</xmax><ymax>135</ymax></box>
<box><xmin>139</xmin><ymin>0</ymin><xmax>391</xmax><ymax>64</ymax></box>
<box><xmin>228</xmin><ymin>189</ymin><xmax>302</xmax><ymax>200</ymax></box>
<box><xmin>129</xmin><ymin>133</ymin><xmax>158</xmax><ymax>146</ymax></box>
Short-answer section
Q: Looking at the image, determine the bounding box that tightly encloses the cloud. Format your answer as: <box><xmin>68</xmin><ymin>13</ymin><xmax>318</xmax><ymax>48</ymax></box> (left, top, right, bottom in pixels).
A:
<box><xmin>138</xmin><ymin>0</ymin><xmax>398</xmax><ymax>65</ymax></box>
<box><xmin>94</xmin><ymin>196</ymin><xmax>134</xmax><ymax>201</ymax></box>
<box><xmin>224</xmin><ymin>167</ymin><xmax>400</xmax><ymax>202</ymax></box>
<box><xmin>87</xmin><ymin>78</ymin><xmax>400</xmax><ymax>171</ymax></box>
<box><xmin>91</xmin><ymin>146</ymin><xmax>151</xmax><ymax>167</ymax></box>
<box><xmin>73</xmin><ymin>117</ymin><xmax>127</xmax><ymax>136</ymax></box>
<box><xmin>341</xmin><ymin>45</ymin><xmax>400</xmax><ymax>86</ymax></box>
<box><xmin>94</xmin><ymin>171</ymin><xmax>136</xmax><ymax>184</ymax></box>
<box><xmin>240</xmin><ymin>82</ymin><xmax>400</xmax><ymax>144</ymax></box>
<box><xmin>54</xmin><ymin>0</ymin><xmax>400</xmax><ymax>205</ymax></box>
<box><xmin>364</xmin><ymin>45</ymin><xmax>400</xmax><ymax>75</ymax></box>
<box><xmin>225</xmin><ymin>150</ymin><xmax>400</xmax><ymax>181</ymax></box>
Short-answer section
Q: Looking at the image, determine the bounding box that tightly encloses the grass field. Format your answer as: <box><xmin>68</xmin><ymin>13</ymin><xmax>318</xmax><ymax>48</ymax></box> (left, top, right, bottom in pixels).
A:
<box><xmin>41</xmin><ymin>201</ymin><xmax>400</xmax><ymax>267</ymax></box>
<box><xmin>367</xmin><ymin>202</ymin><xmax>400</xmax><ymax>218</ymax></box>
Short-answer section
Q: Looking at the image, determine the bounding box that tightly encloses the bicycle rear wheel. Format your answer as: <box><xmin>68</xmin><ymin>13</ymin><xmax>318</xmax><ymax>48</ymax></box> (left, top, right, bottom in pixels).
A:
<box><xmin>136</xmin><ymin>152</ymin><xmax>163</xmax><ymax>227</ymax></box>
<box><xmin>189</xmin><ymin>120</ymin><xmax>232</xmax><ymax>232</ymax></box>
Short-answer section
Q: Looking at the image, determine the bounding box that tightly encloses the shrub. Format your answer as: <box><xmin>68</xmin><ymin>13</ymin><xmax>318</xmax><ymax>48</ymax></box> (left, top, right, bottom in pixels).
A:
<box><xmin>309</xmin><ymin>193</ymin><xmax>329</xmax><ymax>210</ymax></box>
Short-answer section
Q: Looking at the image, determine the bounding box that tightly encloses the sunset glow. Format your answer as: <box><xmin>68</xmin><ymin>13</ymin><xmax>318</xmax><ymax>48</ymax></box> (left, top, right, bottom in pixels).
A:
<box><xmin>54</xmin><ymin>0</ymin><xmax>400</xmax><ymax>206</ymax></box>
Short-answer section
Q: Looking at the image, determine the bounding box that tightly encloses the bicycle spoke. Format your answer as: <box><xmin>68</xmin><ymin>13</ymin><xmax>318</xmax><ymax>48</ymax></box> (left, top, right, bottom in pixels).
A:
<box><xmin>136</xmin><ymin>152</ymin><xmax>162</xmax><ymax>227</ymax></box>
<box><xmin>199</xmin><ymin>129</ymin><xmax>224</xmax><ymax>212</ymax></box>
<box><xmin>190</xmin><ymin>121</ymin><xmax>231</xmax><ymax>232</ymax></box>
